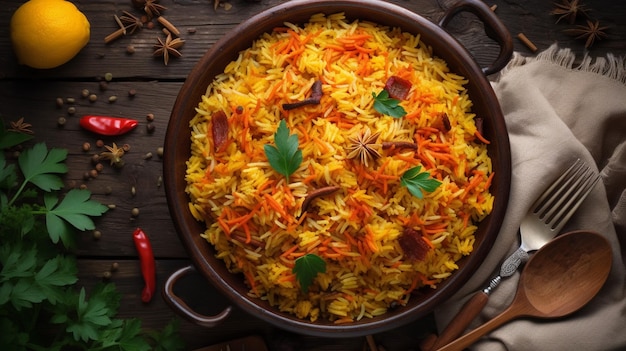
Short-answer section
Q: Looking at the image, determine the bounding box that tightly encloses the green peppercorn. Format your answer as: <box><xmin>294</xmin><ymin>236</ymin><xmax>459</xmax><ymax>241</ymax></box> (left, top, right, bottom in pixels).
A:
<box><xmin>131</xmin><ymin>207</ymin><xmax>140</xmax><ymax>217</ymax></box>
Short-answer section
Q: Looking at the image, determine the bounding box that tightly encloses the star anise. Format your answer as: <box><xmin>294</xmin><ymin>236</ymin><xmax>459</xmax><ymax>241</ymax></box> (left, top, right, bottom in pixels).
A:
<box><xmin>119</xmin><ymin>11</ymin><xmax>143</xmax><ymax>35</ymax></box>
<box><xmin>100</xmin><ymin>143</ymin><xmax>125</xmax><ymax>168</ymax></box>
<box><xmin>551</xmin><ymin>0</ymin><xmax>590</xmax><ymax>24</ymax></box>
<box><xmin>143</xmin><ymin>0</ymin><xmax>166</xmax><ymax>19</ymax></box>
<box><xmin>564</xmin><ymin>20</ymin><xmax>608</xmax><ymax>49</ymax></box>
<box><xmin>153</xmin><ymin>33</ymin><xmax>185</xmax><ymax>65</ymax></box>
<box><xmin>8</xmin><ymin>117</ymin><xmax>34</xmax><ymax>134</ymax></box>
<box><xmin>346</xmin><ymin>127</ymin><xmax>381</xmax><ymax>167</ymax></box>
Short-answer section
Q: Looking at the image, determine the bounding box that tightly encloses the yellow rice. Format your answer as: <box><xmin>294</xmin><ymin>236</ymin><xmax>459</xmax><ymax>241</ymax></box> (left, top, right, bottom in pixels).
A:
<box><xmin>185</xmin><ymin>13</ymin><xmax>494</xmax><ymax>323</ymax></box>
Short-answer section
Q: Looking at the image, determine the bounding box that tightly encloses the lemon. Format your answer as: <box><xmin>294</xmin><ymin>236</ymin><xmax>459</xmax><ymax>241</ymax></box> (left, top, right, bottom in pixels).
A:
<box><xmin>10</xmin><ymin>0</ymin><xmax>90</xmax><ymax>69</ymax></box>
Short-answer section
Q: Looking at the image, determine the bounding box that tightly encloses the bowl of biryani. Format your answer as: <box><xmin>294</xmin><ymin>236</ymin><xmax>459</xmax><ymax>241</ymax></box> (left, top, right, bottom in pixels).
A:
<box><xmin>163</xmin><ymin>0</ymin><xmax>512</xmax><ymax>337</ymax></box>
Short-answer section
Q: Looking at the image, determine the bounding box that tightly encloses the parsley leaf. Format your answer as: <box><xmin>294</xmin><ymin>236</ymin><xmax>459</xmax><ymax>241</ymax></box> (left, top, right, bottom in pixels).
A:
<box><xmin>400</xmin><ymin>166</ymin><xmax>442</xmax><ymax>199</ymax></box>
<box><xmin>372</xmin><ymin>90</ymin><xmax>407</xmax><ymax>118</ymax></box>
<box><xmin>264</xmin><ymin>119</ymin><xmax>302</xmax><ymax>181</ymax></box>
<box><xmin>18</xmin><ymin>142</ymin><xmax>67</xmax><ymax>193</ymax></box>
<box><xmin>43</xmin><ymin>189</ymin><xmax>108</xmax><ymax>248</ymax></box>
<box><xmin>293</xmin><ymin>253</ymin><xmax>326</xmax><ymax>293</ymax></box>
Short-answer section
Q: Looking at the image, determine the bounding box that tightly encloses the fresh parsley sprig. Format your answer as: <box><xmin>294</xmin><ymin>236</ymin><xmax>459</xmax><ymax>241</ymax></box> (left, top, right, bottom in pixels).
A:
<box><xmin>293</xmin><ymin>253</ymin><xmax>326</xmax><ymax>293</ymax></box>
<box><xmin>0</xmin><ymin>129</ymin><xmax>185</xmax><ymax>350</ymax></box>
<box><xmin>372</xmin><ymin>90</ymin><xmax>407</xmax><ymax>118</ymax></box>
<box><xmin>400</xmin><ymin>166</ymin><xmax>442</xmax><ymax>199</ymax></box>
<box><xmin>264</xmin><ymin>119</ymin><xmax>303</xmax><ymax>182</ymax></box>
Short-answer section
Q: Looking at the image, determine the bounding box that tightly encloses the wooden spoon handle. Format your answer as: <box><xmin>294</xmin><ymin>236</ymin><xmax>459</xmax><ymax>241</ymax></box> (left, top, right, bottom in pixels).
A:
<box><xmin>426</xmin><ymin>291</ymin><xmax>490</xmax><ymax>351</ymax></box>
<box><xmin>434</xmin><ymin>306</ymin><xmax>519</xmax><ymax>351</ymax></box>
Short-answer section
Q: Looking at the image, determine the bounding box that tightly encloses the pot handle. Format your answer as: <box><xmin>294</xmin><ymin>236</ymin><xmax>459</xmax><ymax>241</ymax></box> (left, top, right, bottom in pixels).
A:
<box><xmin>439</xmin><ymin>0</ymin><xmax>513</xmax><ymax>75</ymax></box>
<box><xmin>163</xmin><ymin>265</ymin><xmax>232</xmax><ymax>328</ymax></box>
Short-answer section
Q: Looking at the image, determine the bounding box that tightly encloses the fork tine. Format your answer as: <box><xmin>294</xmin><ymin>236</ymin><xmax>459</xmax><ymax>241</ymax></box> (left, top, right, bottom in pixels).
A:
<box><xmin>531</xmin><ymin>158</ymin><xmax>600</xmax><ymax>232</ymax></box>
<box><xmin>532</xmin><ymin>159</ymin><xmax>585</xmax><ymax>215</ymax></box>
<box><xmin>547</xmin><ymin>168</ymin><xmax>600</xmax><ymax>232</ymax></box>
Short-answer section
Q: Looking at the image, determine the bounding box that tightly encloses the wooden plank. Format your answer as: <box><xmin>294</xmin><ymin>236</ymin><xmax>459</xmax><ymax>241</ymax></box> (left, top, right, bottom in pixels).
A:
<box><xmin>0</xmin><ymin>80</ymin><xmax>189</xmax><ymax>258</ymax></box>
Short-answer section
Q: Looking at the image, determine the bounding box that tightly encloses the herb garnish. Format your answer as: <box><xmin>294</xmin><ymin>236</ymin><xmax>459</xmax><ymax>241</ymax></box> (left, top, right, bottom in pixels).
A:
<box><xmin>372</xmin><ymin>90</ymin><xmax>407</xmax><ymax>118</ymax></box>
<box><xmin>400</xmin><ymin>166</ymin><xmax>442</xmax><ymax>199</ymax></box>
<box><xmin>293</xmin><ymin>253</ymin><xmax>326</xmax><ymax>293</ymax></box>
<box><xmin>264</xmin><ymin>119</ymin><xmax>302</xmax><ymax>181</ymax></box>
<box><xmin>0</xmin><ymin>125</ymin><xmax>184</xmax><ymax>350</ymax></box>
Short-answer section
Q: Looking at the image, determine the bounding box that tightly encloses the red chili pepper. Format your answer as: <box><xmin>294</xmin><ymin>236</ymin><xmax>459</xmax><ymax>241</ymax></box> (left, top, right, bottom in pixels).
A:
<box><xmin>133</xmin><ymin>228</ymin><xmax>156</xmax><ymax>303</ymax></box>
<box><xmin>80</xmin><ymin>115</ymin><xmax>138</xmax><ymax>136</ymax></box>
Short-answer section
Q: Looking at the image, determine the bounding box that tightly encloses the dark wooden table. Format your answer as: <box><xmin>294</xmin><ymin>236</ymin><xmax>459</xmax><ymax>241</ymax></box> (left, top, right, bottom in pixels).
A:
<box><xmin>1</xmin><ymin>0</ymin><xmax>624</xmax><ymax>350</ymax></box>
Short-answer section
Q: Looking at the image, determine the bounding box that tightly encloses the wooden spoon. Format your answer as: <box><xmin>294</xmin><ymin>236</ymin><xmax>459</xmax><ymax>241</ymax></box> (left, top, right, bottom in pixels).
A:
<box><xmin>435</xmin><ymin>230</ymin><xmax>613</xmax><ymax>351</ymax></box>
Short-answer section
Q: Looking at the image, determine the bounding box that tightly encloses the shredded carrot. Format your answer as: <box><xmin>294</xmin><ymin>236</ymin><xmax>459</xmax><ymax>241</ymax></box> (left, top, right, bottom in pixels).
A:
<box><xmin>243</xmin><ymin>269</ymin><xmax>260</xmax><ymax>296</ymax></box>
<box><xmin>474</xmin><ymin>130</ymin><xmax>491</xmax><ymax>144</ymax></box>
<box><xmin>264</xmin><ymin>193</ymin><xmax>288</xmax><ymax>219</ymax></box>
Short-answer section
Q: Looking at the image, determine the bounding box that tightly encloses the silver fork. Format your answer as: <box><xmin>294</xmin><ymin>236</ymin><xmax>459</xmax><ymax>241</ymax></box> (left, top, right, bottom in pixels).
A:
<box><xmin>423</xmin><ymin>158</ymin><xmax>601</xmax><ymax>351</ymax></box>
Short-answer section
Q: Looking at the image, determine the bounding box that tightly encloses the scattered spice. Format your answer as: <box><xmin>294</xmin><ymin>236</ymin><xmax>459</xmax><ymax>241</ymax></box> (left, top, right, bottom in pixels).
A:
<box><xmin>91</xmin><ymin>154</ymin><xmax>101</xmax><ymax>164</ymax></box>
<box><xmin>126</xmin><ymin>45</ymin><xmax>136</xmax><ymax>54</ymax></box>
<box><xmin>300</xmin><ymin>186</ymin><xmax>341</xmax><ymax>215</ymax></box>
<box><xmin>89</xmin><ymin>94</ymin><xmax>98</xmax><ymax>102</ymax></box>
<box><xmin>153</xmin><ymin>33</ymin><xmax>185</xmax><ymax>65</ymax></box>
<box><xmin>142</xmin><ymin>0</ymin><xmax>166</xmax><ymax>19</ymax></box>
<box><xmin>211</xmin><ymin>110</ymin><xmax>229</xmax><ymax>152</ymax></box>
<box><xmin>93</xmin><ymin>230</ymin><xmax>102</xmax><ymax>240</ymax></box>
<box><xmin>67</xmin><ymin>106</ymin><xmax>76</xmax><ymax>115</ymax></box>
<box><xmin>66</xmin><ymin>97</ymin><xmax>76</xmax><ymax>104</ymax></box>
<box><xmin>128</xmin><ymin>89</ymin><xmax>137</xmax><ymax>97</ymax></box>
<box><xmin>564</xmin><ymin>19</ymin><xmax>609</xmax><ymax>48</ymax></box>
<box><xmin>108</xmin><ymin>95</ymin><xmax>118</xmax><ymax>103</ymax></box>
<box><xmin>8</xmin><ymin>117</ymin><xmax>34</xmax><ymax>134</ymax></box>
<box><xmin>104</xmin><ymin>72</ymin><xmax>113</xmax><ymax>82</ymax></box>
<box><xmin>103</xmin><ymin>271</ymin><xmax>112</xmax><ymax>280</ymax></box>
<box><xmin>55</xmin><ymin>97</ymin><xmax>64</xmax><ymax>108</ymax></box>
<box><xmin>517</xmin><ymin>32</ymin><xmax>538</xmax><ymax>52</ymax></box>
<box><xmin>157</xmin><ymin>16</ymin><xmax>180</xmax><ymax>36</ymax></box>
<box><xmin>156</xmin><ymin>146</ymin><xmax>164</xmax><ymax>158</ymax></box>
<box><xmin>89</xmin><ymin>169</ymin><xmax>99</xmax><ymax>178</ymax></box>
<box><xmin>81</xmin><ymin>89</ymin><xmax>90</xmax><ymax>98</ymax></box>
<box><xmin>110</xmin><ymin>262</ymin><xmax>119</xmax><ymax>272</ymax></box>
<box><xmin>551</xmin><ymin>0</ymin><xmax>589</xmax><ymax>24</ymax></box>
<box><xmin>122</xmin><ymin>144</ymin><xmax>131</xmax><ymax>152</ymax></box>
<box><xmin>100</xmin><ymin>142</ymin><xmax>125</xmax><ymax>168</ymax></box>
<box><xmin>82</xmin><ymin>142</ymin><xmax>91</xmax><ymax>152</ymax></box>
<box><xmin>96</xmin><ymin>139</ymin><xmax>104</xmax><ymax>148</ymax></box>
<box><xmin>57</xmin><ymin>116</ymin><xmax>66</xmax><ymax>127</ymax></box>
<box><xmin>146</xmin><ymin>123</ymin><xmax>155</xmax><ymax>134</ymax></box>
<box><xmin>131</xmin><ymin>207</ymin><xmax>140</xmax><ymax>217</ymax></box>
<box><xmin>143</xmin><ymin>152</ymin><xmax>153</xmax><ymax>160</ymax></box>
<box><xmin>282</xmin><ymin>80</ymin><xmax>323</xmax><ymax>110</ymax></box>
<box><xmin>346</xmin><ymin>127</ymin><xmax>381</xmax><ymax>167</ymax></box>
<box><xmin>146</xmin><ymin>113</ymin><xmax>155</xmax><ymax>121</ymax></box>
<box><xmin>119</xmin><ymin>10</ymin><xmax>143</xmax><ymax>34</ymax></box>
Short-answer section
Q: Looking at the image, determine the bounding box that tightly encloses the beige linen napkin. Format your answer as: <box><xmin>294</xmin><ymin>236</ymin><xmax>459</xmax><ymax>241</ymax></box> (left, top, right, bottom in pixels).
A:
<box><xmin>433</xmin><ymin>44</ymin><xmax>626</xmax><ymax>351</ymax></box>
